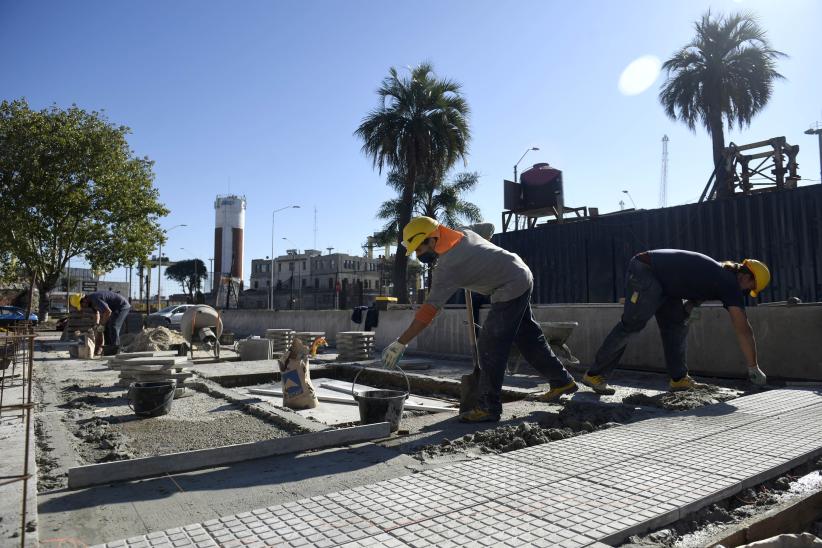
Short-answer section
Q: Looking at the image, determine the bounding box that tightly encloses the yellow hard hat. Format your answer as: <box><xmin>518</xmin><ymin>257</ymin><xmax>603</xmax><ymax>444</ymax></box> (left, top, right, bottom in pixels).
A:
<box><xmin>742</xmin><ymin>259</ymin><xmax>770</xmax><ymax>297</ymax></box>
<box><xmin>401</xmin><ymin>216</ymin><xmax>439</xmax><ymax>256</ymax></box>
<box><xmin>69</xmin><ymin>294</ymin><xmax>83</xmax><ymax>310</ymax></box>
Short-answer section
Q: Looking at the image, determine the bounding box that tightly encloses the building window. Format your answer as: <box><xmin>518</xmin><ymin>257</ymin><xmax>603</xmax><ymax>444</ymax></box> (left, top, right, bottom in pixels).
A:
<box><xmin>302</xmin><ymin>278</ymin><xmax>307</xmax><ymax>288</ymax></box>
<box><xmin>253</xmin><ymin>281</ymin><xmax>258</xmax><ymax>289</ymax></box>
<box><xmin>328</xmin><ymin>278</ymin><xmax>333</xmax><ymax>289</ymax></box>
<box><xmin>278</xmin><ymin>263</ymin><xmax>282</xmax><ymax>272</ymax></box>
<box><xmin>289</xmin><ymin>262</ymin><xmax>294</xmax><ymax>271</ymax></box>
<box><xmin>302</xmin><ymin>260</ymin><xmax>306</xmax><ymax>270</ymax></box>
<box><xmin>314</xmin><ymin>278</ymin><xmax>319</xmax><ymax>289</ymax></box>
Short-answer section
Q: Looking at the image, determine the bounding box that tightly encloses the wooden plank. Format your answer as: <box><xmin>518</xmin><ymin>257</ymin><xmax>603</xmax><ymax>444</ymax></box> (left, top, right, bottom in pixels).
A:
<box><xmin>248</xmin><ymin>387</ymin><xmax>458</xmax><ymax>413</ymax></box>
<box><xmin>67</xmin><ymin>422</ymin><xmax>391</xmax><ymax>489</ymax></box>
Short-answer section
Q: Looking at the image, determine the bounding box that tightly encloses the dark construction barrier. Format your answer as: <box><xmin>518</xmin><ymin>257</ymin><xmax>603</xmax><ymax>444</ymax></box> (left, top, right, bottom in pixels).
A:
<box><xmin>493</xmin><ymin>184</ymin><xmax>822</xmax><ymax>304</ymax></box>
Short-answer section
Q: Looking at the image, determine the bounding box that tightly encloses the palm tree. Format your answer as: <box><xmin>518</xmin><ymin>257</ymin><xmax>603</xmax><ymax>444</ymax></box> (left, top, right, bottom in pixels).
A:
<box><xmin>659</xmin><ymin>11</ymin><xmax>785</xmax><ymax>197</ymax></box>
<box><xmin>375</xmin><ymin>170</ymin><xmax>483</xmax><ymax>242</ymax></box>
<box><xmin>376</xmin><ymin>170</ymin><xmax>483</xmax><ymax>294</ymax></box>
<box><xmin>355</xmin><ymin>63</ymin><xmax>470</xmax><ymax>302</ymax></box>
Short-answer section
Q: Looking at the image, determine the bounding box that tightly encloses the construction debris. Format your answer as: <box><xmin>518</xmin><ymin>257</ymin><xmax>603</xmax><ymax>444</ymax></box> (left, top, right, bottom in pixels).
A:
<box><xmin>120</xmin><ymin>327</ymin><xmax>186</xmax><ymax>352</ymax></box>
<box><xmin>106</xmin><ymin>353</ymin><xmax>193</xmax><ymax>394</ymax></box>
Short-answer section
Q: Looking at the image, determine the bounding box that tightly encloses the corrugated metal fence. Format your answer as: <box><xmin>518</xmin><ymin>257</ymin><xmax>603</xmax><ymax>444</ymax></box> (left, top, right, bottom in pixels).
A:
<box><xmin>493</xmin><ymin>184</ymin><xmax>822</xmax><ymax>304</ymax></box>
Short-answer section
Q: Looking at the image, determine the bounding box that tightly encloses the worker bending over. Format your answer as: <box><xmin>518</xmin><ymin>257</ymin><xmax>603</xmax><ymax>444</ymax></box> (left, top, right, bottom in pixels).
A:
<box><xmin>80</xmin><ymin>291</ymin><xmax>131</xmax><ymax>350</ymax></box>
<box><xmin>582</xmin><ymin>249</ymin><xmax>770</xmax><ymax>395</ymax></box>
<box><xmin>381</xmin><ymin>216</ymin><xmax>577</xmax><ymax>423</ymax></box>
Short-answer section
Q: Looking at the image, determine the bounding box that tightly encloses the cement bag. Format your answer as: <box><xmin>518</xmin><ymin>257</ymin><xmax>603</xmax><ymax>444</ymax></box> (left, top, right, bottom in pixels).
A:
<box><xmin>278</xmin><ymin>338</ymin><xmax>318</xmax><ymax>409</ymax></box>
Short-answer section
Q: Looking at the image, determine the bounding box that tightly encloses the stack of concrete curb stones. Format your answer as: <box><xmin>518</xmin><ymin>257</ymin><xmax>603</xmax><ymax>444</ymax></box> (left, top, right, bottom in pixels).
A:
<box><xmin>236</xmin><ymin>338</ymin><xmax>273</xmax><ymax>361</ymax></box>
<box><xmin>335</xmin><ymin>331</ymin><xmax>375</xmax><ymax>361</ymax></box>
<box><xmin>295</xmin><ymin>331</ymin><xmax>325</xmax><ymax>348</ymax></box>
<box><xmin>265</xmin><ymin>329</ymin><xmax>294</xmax><ymax>354</ymax></box>
<box><xmin>107</xmin><ymin>352</ymin><xmax>192</xmax><ymax>397</ymax></box>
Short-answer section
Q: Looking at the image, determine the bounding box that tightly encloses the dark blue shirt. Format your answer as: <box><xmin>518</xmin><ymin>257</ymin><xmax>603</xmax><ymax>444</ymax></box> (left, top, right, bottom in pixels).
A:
<box><xmin>647</xmin><ymin>249</ymin><xmax>745</xmax><ymax>308</ymax></box>
<box><xmin>87</xmin><ymin>291</ymin><xmax>130</xmax><ymax>313</ymax></box>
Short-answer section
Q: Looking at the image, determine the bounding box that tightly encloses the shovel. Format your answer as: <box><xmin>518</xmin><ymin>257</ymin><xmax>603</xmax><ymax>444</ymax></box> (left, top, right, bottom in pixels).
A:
<box><xmin>459</xmin><ymin>289</ymin><xmax>482</xmax><ymax>413</ymax></box>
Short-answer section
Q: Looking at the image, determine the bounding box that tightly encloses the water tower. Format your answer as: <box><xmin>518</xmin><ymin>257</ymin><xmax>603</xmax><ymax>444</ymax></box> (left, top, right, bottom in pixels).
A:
<box><xmin>213</xmin><ymin>195</ymin><xmax>246</xmax><ymax>290</ymax></box>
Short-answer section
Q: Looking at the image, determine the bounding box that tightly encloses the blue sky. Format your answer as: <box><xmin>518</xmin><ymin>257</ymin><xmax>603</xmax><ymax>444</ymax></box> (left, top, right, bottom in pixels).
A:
<box><xmin>2</xmin><ymin>0</ymin><xmax>820</xmax><ymax>295</ymax></box>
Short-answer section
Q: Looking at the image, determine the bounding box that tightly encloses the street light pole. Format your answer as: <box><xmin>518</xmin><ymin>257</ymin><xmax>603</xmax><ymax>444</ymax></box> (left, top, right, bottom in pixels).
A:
<box><xmin>621</xmin><ymin>190</ymin><xmax>637</xmax><ymax>209</ymax></box>
<box><xmin>157</xmin><ymin>224</ymin><xmax>186</xmax><ymax>310</ymax></box>
<box><xmin>513</xmin><ymin>146</ymin><xmax>540</xmax><ymax>183</ymax></box>
<box><xmin>282</xmin><ymin>237</ymin><xmax>300</xmax><ymax>309</ymax></box>
<box><xmin>805</xmin><ymin>126</ymin><xmax>822</xmax><ymax>184</ymax></box>
<box><xmin>270</xmin><ymin>205</ymin><xmax>300</xmax><ymax>310</ymax></box>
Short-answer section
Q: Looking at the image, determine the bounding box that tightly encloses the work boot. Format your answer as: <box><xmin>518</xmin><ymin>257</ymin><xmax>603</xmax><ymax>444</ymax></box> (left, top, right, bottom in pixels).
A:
<box><xmin>535</xmin><ymin>381</ymin><xmax>578</xmax><ymax>403</ymax></box>
<box><xmin>458</xmin><ymin>408</ymin><xmax>501</xmax><ymax>423</ymax></box>
<box><xmin>582</xmin><ymin>373</ymin><xmax>616</xmax><ymax>395</ymax></box>
<box><xmin>669</xmin><ymin>375</ymin><xmax>708</xmax><ymax>391</ymax></box>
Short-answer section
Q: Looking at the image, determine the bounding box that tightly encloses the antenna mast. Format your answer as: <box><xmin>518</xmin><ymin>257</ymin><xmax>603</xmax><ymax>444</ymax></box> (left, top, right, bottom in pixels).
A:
<box><xmin>659</xmin><ymin>135</ymin><xmax>669</xmax><ymax>208</ymax></box>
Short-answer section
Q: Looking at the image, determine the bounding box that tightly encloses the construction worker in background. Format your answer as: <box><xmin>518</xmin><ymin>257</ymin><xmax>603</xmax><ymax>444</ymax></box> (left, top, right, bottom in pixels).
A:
<box><xmin>381</xmin><ymin>216</ymin><xmax>578</xmax><ymax>423</ymax></box>
<box><xmin>582</xmin><ymin>249</ymin><xmax>770</xmax><ymax>395</ymax></box>
<box><xmin>80</xmin><ymin>291</ymin><xmax>131</xmax><ymax>351</ymax></box>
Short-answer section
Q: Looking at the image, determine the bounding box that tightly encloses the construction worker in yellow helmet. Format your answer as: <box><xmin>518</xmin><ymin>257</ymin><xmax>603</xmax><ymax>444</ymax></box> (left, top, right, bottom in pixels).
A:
<box><xmin>583</xmin><ymin>249</ymin><xmax>771</xmax><ymax>396</ymax></box>
<box><xmin>381</xmin><ymin>216</ymin><xmax>578</xmax><ymax>423</ymax></box>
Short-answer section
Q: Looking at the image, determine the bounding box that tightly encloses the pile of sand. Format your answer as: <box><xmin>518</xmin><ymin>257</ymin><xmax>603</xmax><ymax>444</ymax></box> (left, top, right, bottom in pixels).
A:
<box><xmin>121</xmin><ymin>326</ymin><xmax>186</xmax><ymax>352</ymax></box>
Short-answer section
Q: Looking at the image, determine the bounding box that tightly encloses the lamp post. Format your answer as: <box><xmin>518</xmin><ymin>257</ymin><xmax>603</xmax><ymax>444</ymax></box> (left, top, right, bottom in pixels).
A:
<box><xmin>621</xmin><ymin>190</ymin><xmax>637</xmax><ymax>209</ymax></box>
<box><xmin>157</xmin><ymin>224</ymin><xmax>186</xmax><ymax>310</ymax></box>
<box><xmin>513</xmin><ymin>146</ymin><xmax>540</xmax><ymax>183</ymax></box>
<box><xmin>282</xmin><ymin>237</ymin><xmax>299</xmax><ymax>309</ymax></box>
<box><xmin>270</xmin><ymin>205</ymin><xmax>300</xmax><ymax>310</ymax></box>
<box><xmin>805</xmin><ymin>126</ymin><xmax>822</xmax><ymax>184</ymax></box>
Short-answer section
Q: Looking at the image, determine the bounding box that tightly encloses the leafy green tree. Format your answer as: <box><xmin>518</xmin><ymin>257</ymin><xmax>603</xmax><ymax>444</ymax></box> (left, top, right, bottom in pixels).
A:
<box><xmin>0</xmin><ymin>99</ymin><xmax>168</xmax><ymax>316</ymax></box>
<box><xmin>165</xmin><ymin>259</ymin><xmax>207</xmax><ymax>302</ymax></box>
<box><xmin>355</xmin><ymin>63</ymin><xmax>470</xmax><ymax>302</ymax></box>
<box><xmin>659</xmin><ymin>11</ymin><xmax>785</xmax><ymax>197</ymax></box>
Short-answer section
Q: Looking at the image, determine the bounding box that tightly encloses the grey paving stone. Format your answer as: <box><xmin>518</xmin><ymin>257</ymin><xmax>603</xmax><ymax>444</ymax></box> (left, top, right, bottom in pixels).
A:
<box><xmin>502</xmin><ymin>437</ymin><xmax>635</xmax><ymax>474</ymax></box>
<box><xmin>420</xmin><ymin>454</ymin><xmax>566</xmax><ymax>498</ymax></box>
<box><xmin>718</xmin><ymin>389</ymin><xmax>822</xmax><ymax>416</ymax></box>
<box><xmin>388</xmin><ymin>500</ymin><xmax>598</xmax><ymax>547</ymax></box>
<box><xmin>561</xmin><ymin>426</ymin><xmax>686</xmax><ymax>455</ymax></box>
<box><xmin>325</xmin><ymin>473</ymin><xmax>490</xmax><ymax>531</ymax></box>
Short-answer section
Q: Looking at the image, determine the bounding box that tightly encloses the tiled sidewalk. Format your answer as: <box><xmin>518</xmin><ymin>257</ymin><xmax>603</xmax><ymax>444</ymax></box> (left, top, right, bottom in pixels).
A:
<box><xmin>95</xmin><ymin>388</ymin><xmax>822</xmax><ymax>548</ymax></box>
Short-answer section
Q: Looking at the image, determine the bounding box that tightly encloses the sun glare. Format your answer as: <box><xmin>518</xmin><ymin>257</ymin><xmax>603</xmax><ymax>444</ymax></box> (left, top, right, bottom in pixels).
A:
<box><xmin>618</xmin><ymin>55</ymin><xmax>662</xmax><ymax>96</ymax></box>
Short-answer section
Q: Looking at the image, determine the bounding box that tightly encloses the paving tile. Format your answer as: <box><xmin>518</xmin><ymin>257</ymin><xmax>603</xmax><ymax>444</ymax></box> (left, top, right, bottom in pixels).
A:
<box><xmin>502</xmin><ymin>437</ymin><xmax>635</xmax><ymax>474</ymax></box>
<box><xmin>389</xmin><ymin>500</ymin><xmax>598</xmax><ymax>548</ymax></box>
<box><xmin>717</xmin><ymin>389</ymin><xmax>822</xmax><ymax>416</ymax></box>
<box><xmin>622</xmin><ymin>411</ymin><xmax>763</xmax><ymax>441</ymax></box>
<box><xmin>337</xmin><ymin>532</ymin><xmax>411</xmax><ymax>547</ymax></box>
<box><xmin>561</xmin><ymin>426</ymin><xmax>686</xmax><ymax>455</ymax></box>
<box><xmin>325</xmin><ymin>473</ymin><xmax>490</xmax><ymax>531</ymax></box>
<box><xmin>493</xmin><ymin>477</ymin><xmax>677</xmax><ymax>542</ymax></box>
<box><xmin>420</xmin><ymin>454</ymin><xmax>567</xmax><ymax>498</ymax></box>
<box><xmin>581</xmin><ymin>455</ymin><xmax>741</xmax><ymax>518</ymax></box>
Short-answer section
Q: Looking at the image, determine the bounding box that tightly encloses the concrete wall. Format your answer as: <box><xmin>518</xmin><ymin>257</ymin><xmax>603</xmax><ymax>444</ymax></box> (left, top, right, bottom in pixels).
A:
<box><xmin>220</xmin><ymin>303</ymin><xmax>822</xmax><ymax>381</ymax></box>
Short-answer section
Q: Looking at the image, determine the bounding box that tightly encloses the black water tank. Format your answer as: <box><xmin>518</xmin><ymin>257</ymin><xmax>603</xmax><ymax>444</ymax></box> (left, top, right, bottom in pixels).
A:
<box><xmin>520</xmin><ymin>163</ymin><xmax>563</xmax><ymax>209</ymax></box>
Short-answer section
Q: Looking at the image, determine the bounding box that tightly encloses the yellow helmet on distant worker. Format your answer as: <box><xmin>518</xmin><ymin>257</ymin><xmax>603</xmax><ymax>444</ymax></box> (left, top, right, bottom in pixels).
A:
<box><xmin>742</xmin><ymin>259</ymin><xmax>770</xmax><ymax>298</ymax></box>
<box><xmin>401</xmin><ymin>216</ymin><xmax>440</xmax><ymax>256</ymax></box>
<box><xmin>69</xmin><ymin>294</ymin><xmax>83</xmax><ymax>310</ymax></box>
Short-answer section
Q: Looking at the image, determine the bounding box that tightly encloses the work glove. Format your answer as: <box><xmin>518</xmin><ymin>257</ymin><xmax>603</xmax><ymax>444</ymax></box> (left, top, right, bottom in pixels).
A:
<box><xmin>95</xmin><ymin>324</ymin><xmax>105</xmax><ymax>334</ymax></box>
<box><xmin>381</xmin><ymin>340</ymin><xmax>406</xmax><ymax>369</ymax></box>
<box><xmin>748</xmin><ymin>365</ymin><xmax>767</xmax><ymax>386</ymax></box>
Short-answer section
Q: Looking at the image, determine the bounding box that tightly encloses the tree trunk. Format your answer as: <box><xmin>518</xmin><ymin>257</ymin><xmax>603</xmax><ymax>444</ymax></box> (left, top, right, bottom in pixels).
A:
<box><xmin>709</xmin><ymin>110</ymin><xmax>730</xmax><ymax>198</ymax></box>
<box><xmin>393</xmin><ymin>168</ymin><xmax>416</xmax><ymax>304</ymax></box>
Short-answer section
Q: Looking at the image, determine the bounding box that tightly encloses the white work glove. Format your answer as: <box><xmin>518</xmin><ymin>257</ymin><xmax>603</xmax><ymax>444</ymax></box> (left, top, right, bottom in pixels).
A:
<box><xmin>95</xmin><ymin>324</ymin><xmax>105</xmax><ymax>334</ymax></box>
<box><xmin>381</xmin><ymin>340</ymin><xmax>406</xmax><ymax>369</ymax></box>
<box><xmin>748</xmin><ymin>365</ymin><xmax>767</xmax><ymax>386</ymax></box>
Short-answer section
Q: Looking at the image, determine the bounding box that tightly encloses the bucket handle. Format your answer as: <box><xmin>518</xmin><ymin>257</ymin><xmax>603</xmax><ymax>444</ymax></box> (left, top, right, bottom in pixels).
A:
<box><xmin>352</xmin><ymin>363</ymin><xmax>410</xmax><ymax>400</ymax></box>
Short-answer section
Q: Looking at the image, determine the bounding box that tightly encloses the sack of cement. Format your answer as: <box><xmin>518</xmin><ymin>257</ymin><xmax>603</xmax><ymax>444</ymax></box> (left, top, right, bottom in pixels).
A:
<box><xmin>278</xmin><ymin>338</ymin><xmax>318</xmax><ymax>409</ymax></box>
